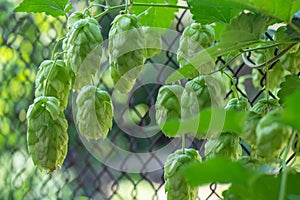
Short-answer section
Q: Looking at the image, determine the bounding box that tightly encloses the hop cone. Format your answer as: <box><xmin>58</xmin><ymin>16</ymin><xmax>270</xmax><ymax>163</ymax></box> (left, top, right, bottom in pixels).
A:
<box><xmin>76</xmin><ymin>85</ymin><xmax>114</xmax><ymax>140</ymax></box>
<box><xmin>225</xmin><ymin>96</ymin><xmax>251</xmax><ymax>112</ymax></box>
<box><xmin>164</xmin><ymin>148</ymin><xmax>201</xmax><ymax>200</ymax></box>
<box><xmin>27</xmin><ymin>96</ymin><xmax>68</xmax><ymax>172</ymax></box>
<box><xmin>205</xmin><ymin>132</ymin><xmax>242</xmax><ymax>160</ymax></box>
<box><xmin>109</xmin><ymin>14</ymin><xmax>145</xmax><ymax>93</ymax></box>
<box><xmin>143</xmin><ymin>26</ymin><xmax>162</xmax><ymax>58</ymax></box>
<box><xmin>181</xmin><ymin>75</ymin><xmax>224</xmax><ymax>120</ymax></box>
<box><xmin>155</xmin><ymin>85</ymin><xmax>184</xmax><ymax>136</ymax></box>
<box><xmin>177</xmin><ymin>23</ymin><xmax>215</xmax><ymax>77</ymax></box>
<box><xmin>63</xmin><ymin>17</ymin><xmax>103</xmax><ymax>90</ymax></box>
<box><xmin>256</xmin><ymin>110</ymin><xmax>292</xmax><ymax>161</ymax></box>
<box><xmin>35</xmin><ymin>60</ymin><xmax>71</xmax><ymax>110</ymax></box>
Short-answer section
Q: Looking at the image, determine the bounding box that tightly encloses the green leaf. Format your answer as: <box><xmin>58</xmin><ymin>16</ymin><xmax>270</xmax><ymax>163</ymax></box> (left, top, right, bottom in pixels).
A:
<box><xmin>186</xmin><ymin>0</ymin><xmax>245</xmax><ymax>24</ymax></box>
<box><xmin>166</xmin><ymin>13</ymin><xmax>271</xmax><ymax>83</ymax></box>
<box><xmin>187</xmin><ymin>0</ymin><xmax>300</xmax><ymax>24</ymax></box>
<box><xmin>278</xmin><ymin>75</ymin><xmax>300</xmax><ymax>104</ymax></box>
<box><xmin>281</xmin><ymin>90</ymin><xmax>300</xmax><ymax>132</ymax></box>
<box><xmin>224</xmin><ymin>173</ymin><xmax>300</xmax><ymax>200</ymax></box>
<box><xmin>183</xmin><ymin>157</ymin><xmax>258</xmax><ymax>187</ymax></box>
<box><xmin>131</xmin><ymin>0</ymin><xmax>178</xmax><ymax>28</ymax></box>
<box><xmin>161</xmin><ymin>107</ymin><xmax>247</xmax><ymax>138</ymax></box>
<box><xmin>14</xmin><ymin>0</ymin><xmax>70</xmax><ymax>17</ymax></box>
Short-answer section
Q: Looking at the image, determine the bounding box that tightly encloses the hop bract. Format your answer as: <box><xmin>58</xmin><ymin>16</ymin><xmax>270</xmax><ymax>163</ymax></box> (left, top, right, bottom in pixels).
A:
<box><xmin>27</xmin><ymin>96</ymin><xmax>68</xmax><ymax>172</ymax></box>
<box><xmin>109</xmin><ymin>14</ymin><xmax>145</xmax><ymax>93</ymax></box>
<box><xmin>177</xmin><ymin>23</ymin><xmax>215</xmax><ymax>78</ymax></box>
<box><xmin>35</xmin><ymin>60</ymin><xmax>71</xmax><ymax>110</ymax></box>
<box><xmin>164</xmin><ymin>148</ymin><xmax>201</xmax><ymax>200</ymax></box>
<box><xmin>76</xmin><ymin>85</ymin><xmax>114</xmax><ymax>140</ymax></box>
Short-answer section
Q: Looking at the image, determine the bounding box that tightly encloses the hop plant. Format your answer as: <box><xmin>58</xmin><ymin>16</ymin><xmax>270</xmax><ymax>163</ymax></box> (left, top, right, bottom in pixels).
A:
<box><xmin>155</xmin><ymin>85</ymin><xmax>184</xmax><ymax>136</ymax></box>
<box><xmin>27</xmin><ymin>96</ymin><xmax>68</xmax><ymax>172</ymax></box>
<box><xmin>255</xmin><ymin>110</ymin><xmax>292</xmax><ymax>162</ymax></box>
<box><xmin>177</xmin><ymin>23</ymin><xmax>215</xmax><ymax>78</ymax></box>
<box><xmin>143</xmin><ymin>26</ymin><xmax>162</xmax><ymax>58</ymax></box>
<box><xmin>164</xmin><ymin>148</ymin><xmax>201</xmax><ymax>200</ymax></box>
<box><xmin>63</xmin><ymin>16</ymin><xmax>103</xmax><ymax>90</ymax></box>
<box><xmin>35</xmin><ymin>60</ymin><xmax>71</xmax><ymax>110</ymax></box>
<box><xmin>109</xmin><ymin>14</ymin><xmax>145</xmax><ymax>93</ymax></box>
<box><xmin>181</xmin><ymin>75</ymin><xmax>224</xmax><ymax>120</ymax></box>
<box><xmin>76</xmin><ymin>85</ymin><xmax>114</xmax><ymax>140</ymax></box>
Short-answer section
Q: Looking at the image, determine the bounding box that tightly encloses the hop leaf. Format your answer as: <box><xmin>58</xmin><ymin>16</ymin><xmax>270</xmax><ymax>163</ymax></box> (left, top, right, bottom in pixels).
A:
<box><xmin>164</xmin><ymin>148</ymin><xmax>201</xmax><ymax>200</ymax></box>
<box><xmin>109</xmin><ymin>14</ymin><xmax>145</xmax><ymax>93</ymax></box>
<box><xmin>205</xmin><ymin>132</ymin><xmax>242</xmax><ymax>160</ymax></box>
<box><xmin>177</xmin><ymin>23</ymin><xmax>215</xmax><ymax>78</ymax></box>
<box><xmin>35</xmin><ymin>60</ymin><xmax>71</xmax><ymax>110</ymax></box>
<box><xmin>27</xmin><ymin>96</ymin><xmax>68</xmax><ymax>172</ymax></box>
<box><xmin>76</xmin><ymin>85</ymin><xmax>114</xmax><ymax>140</ymax></box>
<box><xmin>255</xmin><ymin>110</ymin><xmax>292</xmax><ymax>162</ymax></box>
<box><xmin>63</xmin><ymin>17</ymin><xmax>103</xmax><ymax>90</ymax></box>
<box><xmin>155</xmin><ymin>85</ymin><xmax>184</xmax><ymax>137</ymax></box>
<box><xmin>143</xmin><ymin>26</ymin><xmax>162</xmax><ymax>59</ymax></box>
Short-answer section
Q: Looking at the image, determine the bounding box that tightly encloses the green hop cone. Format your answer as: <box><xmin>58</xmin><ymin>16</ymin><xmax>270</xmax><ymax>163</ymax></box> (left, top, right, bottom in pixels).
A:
<box><xmin>67</xmin><ymin>12</ymin><xmax>85</xmax><ymax>29</ymax></box>
<box><xmin>177</xmin><ymin>23</ymin><xmax>215</xmax><ymax>78</ymax></box>
<box><xmin>155</xmin><ymin>85</ymin><xmax>184</xmax><ymax>137</ymax></box>
<box><xmin>251</xmin><ymin>99</ymin><xmax>281</xmax><ymax>116</ymax></box>
<box><xmin>164</xmin><ymin>148</ymin><xmax>201</xmax><ymax>200</ymax></box>
<box><xmin>35</xmin><ymin>60</ymin><xmax>71</xmax><ymax>110</ymax></box>
<box><xmin>225</xmin><ymin>96</ymin><xmax>251</xmax><ymax>112</ymax></box>
<box><xmin>205</xmin><ymin>132</ymin><xmax>242</xmax><ymax>160</ymax></box>
<box><xmin>143</xmin><ymin>26</ymin><xmax>162</xmax><ymax>58</ymax></box>
<box><xmin>255</xmin><ymin>109</ymin><xmax>292</xmax><ymax>162</ymax></box>
<box><xmin>243</xmin><ymin>99</ymin><xmax>281</xmax><ymax>148</ymax></box>
<box><xmin>181</xmin><ymin>74</ymin><xmax>224</xmax><ymax>120</ymax></box>
<box><xmin>76</xmin><ymin>85</ymin><xmax>114</xmax><ymax>140</ymax></box>
<box><xmin>63</xmin><ymin>17</ymin><xmax>103</xmax><ymax>90</ymax></box>
<box><xmin>109</xmin><ymin>14</ymin><xmax>145</xmax><ymax>93</ymax></box>
<box><xmin>27</xmin><ymin>96</ymin><xmax>68</xmax><ymax>172</ymax></box>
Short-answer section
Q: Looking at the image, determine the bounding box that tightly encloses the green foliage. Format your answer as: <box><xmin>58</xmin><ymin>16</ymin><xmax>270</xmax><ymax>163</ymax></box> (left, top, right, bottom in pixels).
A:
<box><xmin>14</xmin><ymin>0</ymin><xmax>71</xmax><ymax>17</ymax></box>
<box><xmin>281</xmin><ymin>90</ymin><xmax>300</xmax><ymax>133</ymax></box>
<box><xmin>131</xmin><ymin>0</ymin><xmax>178</xmax><ymax>28</ymax></box>
<box><xmin>278</xmin><ymin>75</ymin><xmax>300</xmax><ymax>104</ymax></box>
<box><xmin>143</xmin><ymin>26</ymin><xmax>162</xmax><ymax>58</ymax></box>
<box><xmin>166</xmin><ymin>12</ymin><xmax>273</xmax><ymax>83</ymax></box>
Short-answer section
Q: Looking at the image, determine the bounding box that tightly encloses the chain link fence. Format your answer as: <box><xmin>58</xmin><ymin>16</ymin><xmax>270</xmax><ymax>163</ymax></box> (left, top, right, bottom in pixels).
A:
<box><xmin>0</xmin><ymin>1</ymin><xmax>287</xmax><ymax>199</ymax></box>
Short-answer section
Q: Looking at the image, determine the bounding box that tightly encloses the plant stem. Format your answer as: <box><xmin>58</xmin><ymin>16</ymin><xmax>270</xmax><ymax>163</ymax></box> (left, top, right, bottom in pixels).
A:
<box><xmin>182</xmin><ymin>134</ymin><xmax>185</xmax><ymax>153</ymax></box>
<box><xmin>223</xmin><ymin>71</ymin><xmax>239</xmax><ymax>99</ymax></box>
<box><xmin>131</xmin><ymin>2</ymin><xmax>189</xmax><ymax>9</ymax></box>
<box><xmin>278</xmin><ymin>133</ymin><xmax>296</xmax><ymax>200</ymax></box>
<box><xmin>51</xmin><ymin>37</ymin><xmax>65</xmax><ymax>60</ymax></box>
<box><xmin>242</xmin><ymin>43</ymin><xmax>297</xmax><ymax>69</ymax></box>
<box><xmin>94</xmin><ymin>2</ymin><xmax>189</xmax><ymax>18</ymax></box>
